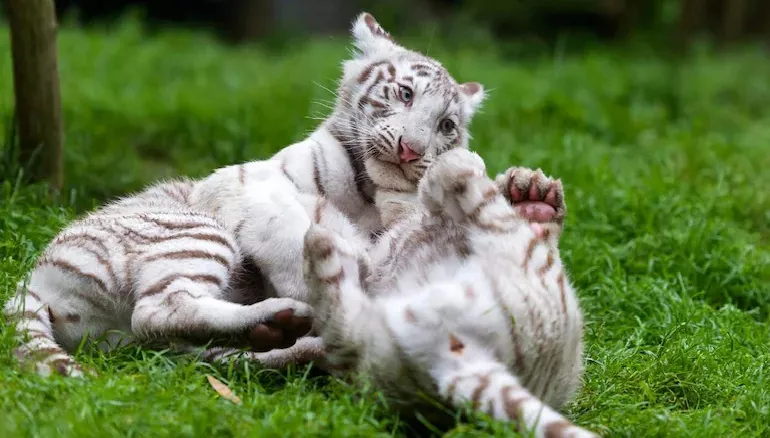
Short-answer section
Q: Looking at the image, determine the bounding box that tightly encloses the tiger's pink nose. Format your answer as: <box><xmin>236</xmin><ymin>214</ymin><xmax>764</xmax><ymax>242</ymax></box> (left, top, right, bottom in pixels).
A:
<box><xmin>398</xmin><ymin>139</ymin><xmax>421</xmax><ymax>163</ymax></box>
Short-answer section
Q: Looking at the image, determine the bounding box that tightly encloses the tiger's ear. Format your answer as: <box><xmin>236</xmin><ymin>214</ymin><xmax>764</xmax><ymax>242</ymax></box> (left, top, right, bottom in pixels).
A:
<box><xmin>351</xmin><ymin>12</ymin><xmax>402</xmax><ymax>57</ymax></box>
<box><xmin>459</xmin><ymin>82</ymin><xmax>486</xmax><ymax>117</ymax></box>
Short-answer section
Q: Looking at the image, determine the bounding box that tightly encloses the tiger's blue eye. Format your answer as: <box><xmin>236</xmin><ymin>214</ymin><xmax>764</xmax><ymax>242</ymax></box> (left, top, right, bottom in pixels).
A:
<box><xmin>399</xmin><ymin>85</ymin><xmax>413</xmax><ymax>103</ymax></box>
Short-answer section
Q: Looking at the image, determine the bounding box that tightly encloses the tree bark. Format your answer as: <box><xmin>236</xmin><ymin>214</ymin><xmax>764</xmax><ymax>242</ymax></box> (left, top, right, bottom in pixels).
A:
<box><xmin>6</xmin><ymin>0</ymin><xmax>64</xmax><ymax>193</ymax></box>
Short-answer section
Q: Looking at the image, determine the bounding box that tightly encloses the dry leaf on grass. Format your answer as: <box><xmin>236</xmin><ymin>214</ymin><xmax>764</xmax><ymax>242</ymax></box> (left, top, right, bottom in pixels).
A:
<box><xmin>206</xmin><ymin>375</ymin><xmax>242</xmax><ymax>405</ymax></box>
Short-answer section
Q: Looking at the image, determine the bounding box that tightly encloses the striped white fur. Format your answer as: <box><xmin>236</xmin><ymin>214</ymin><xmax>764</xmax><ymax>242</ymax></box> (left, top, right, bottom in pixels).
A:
<box><xmin>304</xmin><ymin>148</ymin><xmax>598</xmax><ymax>438</ymax></box>
<box><xmin>4</xmin><ymin>12</ymin><xmax>486</xmax><ymax>377</ymax></box>
<box><xmin>5</xmin><ymin>180</ymin><xmax>321</xmax><ymax>377</ymax></box>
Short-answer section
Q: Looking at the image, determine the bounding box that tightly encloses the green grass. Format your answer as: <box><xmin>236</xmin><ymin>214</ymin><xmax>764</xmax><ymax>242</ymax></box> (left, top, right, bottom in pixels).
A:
<box><xmin>2</xmin><ymin>18</ymin><xmax>770</xmax><ymax>438</ymax></box>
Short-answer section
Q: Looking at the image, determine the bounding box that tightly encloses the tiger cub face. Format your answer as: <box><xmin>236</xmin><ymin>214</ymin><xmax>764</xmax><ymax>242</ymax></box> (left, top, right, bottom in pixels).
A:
<box><xmin>331</xmin><ymin>13</ymin><xmax>486</xmax><ymax>187</ymax></box>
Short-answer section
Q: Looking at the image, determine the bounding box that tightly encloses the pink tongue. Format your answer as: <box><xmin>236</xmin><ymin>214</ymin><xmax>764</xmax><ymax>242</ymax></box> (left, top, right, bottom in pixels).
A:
<box><xmin>399</xmin><ymin>145</ymin><xmax>420</xmax><ymax>163</ymax></box>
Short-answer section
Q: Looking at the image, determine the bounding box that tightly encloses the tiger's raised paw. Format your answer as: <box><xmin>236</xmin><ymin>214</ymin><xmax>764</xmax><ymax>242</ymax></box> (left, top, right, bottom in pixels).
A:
<box><xmin>417</xmin><ymin>148</ymin><xmax>493</xmax><ymax>223</ymax></box>
<box><xmin>496</xmin><ymin>167</ymin><xmax>566</xmax><ymax>224</ymax></box>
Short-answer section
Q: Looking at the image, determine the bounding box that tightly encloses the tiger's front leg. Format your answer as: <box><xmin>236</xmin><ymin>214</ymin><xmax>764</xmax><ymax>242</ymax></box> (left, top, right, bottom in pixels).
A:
<box><xmin>301</xmin><ymin>223</ymin><xmax>385</xmax><ymax>374</ymax></box>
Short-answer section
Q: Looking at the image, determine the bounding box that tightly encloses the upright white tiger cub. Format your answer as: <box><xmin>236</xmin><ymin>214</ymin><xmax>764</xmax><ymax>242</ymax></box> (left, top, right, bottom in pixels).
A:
<box><xmin>4</xmin><ymin>12</ymin><xmax>487</xmax><ymax>377</ymax></box>
<box><xmin>303</xmin><ymin>148</ymin><xmax>597</xmax><ymax>438</ymax></box>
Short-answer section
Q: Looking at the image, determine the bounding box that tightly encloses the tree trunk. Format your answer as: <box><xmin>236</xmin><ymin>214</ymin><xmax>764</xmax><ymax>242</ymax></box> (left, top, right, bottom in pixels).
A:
<box><xmin>675</xmin><ymin>0</ymin><xmax>706</xmax><ymax>53</ymax></box>
<box><xmin>721</xmin><ymin>0</ymin><xmax>747</xmax><ymax>46</ymax></box>
<box><xmin>6</xmin><ymin>0</ymin><xmax>64</xmax><ymax>193</ymax></box>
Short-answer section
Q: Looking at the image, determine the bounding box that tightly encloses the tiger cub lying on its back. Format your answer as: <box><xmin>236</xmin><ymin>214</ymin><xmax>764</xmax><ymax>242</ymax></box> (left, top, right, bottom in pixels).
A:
<box><xmin>303</xmin><ymin>148</ymin><xmax>598</xmax><ymax>438</ymax></box>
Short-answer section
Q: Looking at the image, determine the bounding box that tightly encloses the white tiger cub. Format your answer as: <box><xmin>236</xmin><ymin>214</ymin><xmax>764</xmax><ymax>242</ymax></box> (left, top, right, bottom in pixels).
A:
<box><xmin>303</xmin><ymin>148</ymin><xmax>598</xmax><ymax>438</ymax></box>
<box><xmin>4</xmin><ymin>12</ymin><xmax>487</xmax><ymax>377</ymax></box>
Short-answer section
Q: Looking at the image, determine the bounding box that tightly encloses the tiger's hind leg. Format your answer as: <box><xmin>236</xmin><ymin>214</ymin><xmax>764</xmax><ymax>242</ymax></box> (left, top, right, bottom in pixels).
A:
<box><xmin>4</xmin><ymin>282</ymin><xmax>87</xmax><ymax>378</ymax></box>
<box><xmin>131</xmin><ymin>274</ymin><xmax>314</xmax><ymax>352</ymax></box>
<box><xmin>433</xmin><ymin>355</ymin><xmax>598</xmax><ymax>438</ymax></box>
<box><xmin>128</xmin><ymin>215</ymin><xmax>314</xmax><ymax>353</ymax></box>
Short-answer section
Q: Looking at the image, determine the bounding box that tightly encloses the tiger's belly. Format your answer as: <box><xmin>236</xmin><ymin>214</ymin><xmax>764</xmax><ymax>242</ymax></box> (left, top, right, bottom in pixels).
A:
<box><xmin>505</xmin><ymin>274</ymin><xmax>584</xmax><ymax>409</ymax></box>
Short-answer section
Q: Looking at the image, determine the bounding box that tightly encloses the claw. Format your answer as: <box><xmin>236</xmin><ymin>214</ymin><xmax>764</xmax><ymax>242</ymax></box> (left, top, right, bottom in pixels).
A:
<box><xmin>544</xmin><ymin>186</ymin><xmax>557</xmax><ymax>207</ymax></box>
<box><xmin>508</xmin><ymin>168</ymin><xmax>523</xmax><ymax>202</ymax></box>
<box><xmin>509</xmin><ymin>183</ymin><xmax>523</xmax><ymax>202</ymax></box>
<box><xmin>528</xmin><ymin>175</ymin><xmax>540</xmax><ymax>201</ymax></box>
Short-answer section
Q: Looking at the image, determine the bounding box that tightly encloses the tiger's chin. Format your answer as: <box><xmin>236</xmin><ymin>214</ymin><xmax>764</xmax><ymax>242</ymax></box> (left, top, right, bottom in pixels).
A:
<box><xmin>364</xmin><ymin>157</ymin><xmax>420</xmax><ymax>193</ymax></box>
<box><xmin>399</xmin><ymin>162</ymin><xmax>429</xmax><ymax>184</ymax></box>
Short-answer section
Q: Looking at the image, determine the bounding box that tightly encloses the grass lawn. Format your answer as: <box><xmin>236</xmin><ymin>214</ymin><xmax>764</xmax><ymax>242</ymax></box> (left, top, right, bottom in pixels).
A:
<box><xmin>1</xmin><ymin>18</ymin><xmax>770</xmax><ymax>438</ymax></box>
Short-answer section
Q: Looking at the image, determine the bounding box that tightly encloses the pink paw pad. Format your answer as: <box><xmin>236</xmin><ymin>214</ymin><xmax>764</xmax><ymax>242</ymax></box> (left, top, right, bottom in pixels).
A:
<box><xmin>508</xmin><ymin>169</ymin><xmax>561</xmax><ymax>223</ymax></box>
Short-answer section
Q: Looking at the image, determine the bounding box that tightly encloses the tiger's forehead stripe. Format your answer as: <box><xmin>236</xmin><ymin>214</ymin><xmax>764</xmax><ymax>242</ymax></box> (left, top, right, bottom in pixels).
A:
<box><xmin>353</xmin><ymin>56</ymin><xmax>460</xmax><ymax>118</ymax></box>
<box><xmin>357</xmin><ymin>60</ymin><xmax>392</xmax><ymax>84</ymax></box>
